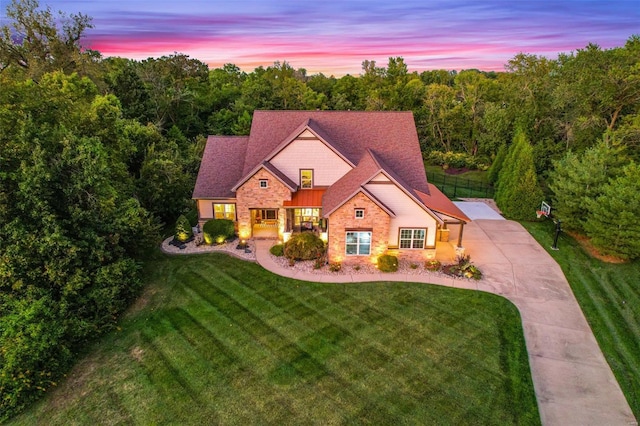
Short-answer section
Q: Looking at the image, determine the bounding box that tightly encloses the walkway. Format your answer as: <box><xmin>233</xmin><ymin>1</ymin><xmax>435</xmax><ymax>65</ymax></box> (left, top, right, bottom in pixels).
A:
<box><xmin>253</xmin><ymin>220</ymin><xmax>636</xmax><ymax>426</ymax></box>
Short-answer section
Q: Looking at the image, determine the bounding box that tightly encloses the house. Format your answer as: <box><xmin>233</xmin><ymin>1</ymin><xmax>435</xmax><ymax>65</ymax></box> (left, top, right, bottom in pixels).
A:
<box><xmin>193</xmin><ymin>110</ymin><xmax>470</xmax><ymax>265</ymax></box>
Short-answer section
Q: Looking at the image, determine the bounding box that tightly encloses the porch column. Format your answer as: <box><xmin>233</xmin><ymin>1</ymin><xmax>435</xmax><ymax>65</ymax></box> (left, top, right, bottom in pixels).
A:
<box><xmin>456</xmin><ymin>222</ymin><xmax>465</xmax><ymax>248</ymax></box>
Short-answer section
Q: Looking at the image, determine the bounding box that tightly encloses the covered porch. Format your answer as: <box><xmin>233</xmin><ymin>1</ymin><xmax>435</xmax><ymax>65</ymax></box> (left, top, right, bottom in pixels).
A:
<box><xmin>283</xmin><ymin>189</ymin><xmax>327</xmax><ymax>234</ymax></box>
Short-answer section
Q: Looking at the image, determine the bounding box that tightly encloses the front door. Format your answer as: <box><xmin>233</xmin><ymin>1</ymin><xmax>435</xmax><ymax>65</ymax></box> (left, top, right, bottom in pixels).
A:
<box><xmin>251</xmin><ymin>209</ymin><xmax>279</xmax><ymax>239</ymax></box>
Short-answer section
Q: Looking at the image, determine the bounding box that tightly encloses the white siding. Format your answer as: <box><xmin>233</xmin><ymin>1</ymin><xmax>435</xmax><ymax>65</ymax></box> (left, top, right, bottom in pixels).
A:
<box><xmin>271</xmin><ymin>138</ymin><xmax>352</xmax><ymax>186</ymax></box>
<box><xmin>364</xmin><ymin>183</ymin><xmax>438</xmax><ymax>247</ymax></box>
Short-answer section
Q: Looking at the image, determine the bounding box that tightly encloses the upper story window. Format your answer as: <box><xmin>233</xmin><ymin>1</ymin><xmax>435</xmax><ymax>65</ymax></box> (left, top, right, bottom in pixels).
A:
<box><xmin>300</xmin><ymin>169</ymin><xmax>313</xmax><ymax>189</ymax></box>
<box><xmin>259</xmin><ymin>179</ymin><xmax>268</xmax><ymax>188</ymax></box>
<box><xmin>355</xmin><ymin>208</ymin><xmax>365</xmax><ymax>219</ymax></box>
<box><xmin>214</xmin><ymin>203</ymin><xmax>236</xmax><ymax>220</ymax></box>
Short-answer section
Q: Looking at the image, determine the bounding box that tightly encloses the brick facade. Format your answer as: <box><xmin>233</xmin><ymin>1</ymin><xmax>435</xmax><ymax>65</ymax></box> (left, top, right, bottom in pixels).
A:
<box><xmin>235</xmin><ymin>168</ymin><xmax>292</xmax><ymax>239</ymax></box>
<box><xmin>327</xmin><ymin>192</ymin><xmax>390</xmax><ymax>265</ymax></box>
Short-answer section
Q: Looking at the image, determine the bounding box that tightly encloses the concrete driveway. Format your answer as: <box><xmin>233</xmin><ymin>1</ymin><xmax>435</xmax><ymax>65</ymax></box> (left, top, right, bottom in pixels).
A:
<box><xmin>450</xmin><ymin>219</ymin><xmax>635</xmax><ymax>425</ymax></box>
<box><xmin>255</xmin><ymin>219</ymin><xmax>637</xmax><ymax>425</ymax></box>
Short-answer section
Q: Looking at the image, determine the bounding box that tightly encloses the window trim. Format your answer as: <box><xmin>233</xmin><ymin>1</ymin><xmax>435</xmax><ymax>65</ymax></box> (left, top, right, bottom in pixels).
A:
<box><xmin>399</xmin><ymin>228</ymin><xmax>426</xmax><ymax>249</ymax></box>
<box><xmin>354</xmin><ymin>208</ymin><xmax>365</xmax><ymax>219</ymax></box>
<box><xmin>259</xmin><ymin>179</ymin><xmax>268</xmax><ymax>188</ymax></box>
<box><xmin>300</xmin><ymin>169</ymin><xmax>314</xmax><ymax>189</ymax></box>
<box><xmin>213</xmin><ymin>203</ymin><xmax>237</xmax><ymax>221</ymax></box>
<box><xmin>345</xmin><ymin>231</ymin><xmax>372</xmax><ymax>256</ymax></box>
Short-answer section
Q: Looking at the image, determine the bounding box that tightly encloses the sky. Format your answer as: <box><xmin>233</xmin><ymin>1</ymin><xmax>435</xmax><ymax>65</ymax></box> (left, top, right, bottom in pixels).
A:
<box><xmin>2</xmin><ymin>0</ymin><xmax>639</xmax><ymax>76</ymax></box>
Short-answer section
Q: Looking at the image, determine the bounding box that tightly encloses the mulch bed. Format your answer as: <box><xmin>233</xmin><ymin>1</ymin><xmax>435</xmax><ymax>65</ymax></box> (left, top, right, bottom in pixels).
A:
<box><xmin>444</xmin><ymin>167</ymin><xmax>471</xmax><ymax>175</ymax></box>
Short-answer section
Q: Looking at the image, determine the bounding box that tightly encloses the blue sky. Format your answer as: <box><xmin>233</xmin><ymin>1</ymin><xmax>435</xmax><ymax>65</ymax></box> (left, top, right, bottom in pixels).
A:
<box><xmin>3</xmin><ymin>0</ymin><xmax>638</xmax><ymax>75</ymax></box>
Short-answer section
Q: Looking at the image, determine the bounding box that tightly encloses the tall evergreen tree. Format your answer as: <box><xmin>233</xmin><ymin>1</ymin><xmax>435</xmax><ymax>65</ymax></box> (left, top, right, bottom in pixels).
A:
<box><xmin>584</xmin><ymin>162</ymin><xmax>640</xmax><ymax>260</ymax></box>
<box><xmin>548</xmin><ymin>138</ymin><xmax>627</xmax><ymax>232</ymax></box>
<box><xmin>495</xmin><ymin>130</ymin><xmax>543</xmax><ymax>220</ymax></box>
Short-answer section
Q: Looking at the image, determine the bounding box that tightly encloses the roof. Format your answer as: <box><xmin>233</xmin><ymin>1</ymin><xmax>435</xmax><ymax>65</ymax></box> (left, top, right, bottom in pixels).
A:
<box><xmin>192</xmin><ymin>136</ymin><xmax>248</xmax><ymax>199</ymax></box>
<box><xmin>417</xmin><ymin>185</ymin><xmax>470</xmax><ymax>222</ymax></box>
<box><xmin>283</xmin><ymin>189</ymin><xmax>326</xmax><ymax>207</ymax></box>
<box><xmin>231</xmin><ymin>161</ymin><xmax>297</xmax><ymax>192</ymax></box>
<box><xmin>243</xmin><ymin>111</ymin><xmax>429</xmax><ymax>195</ymax></box>
<box><xmin>193</xmin><ymin>111</ymin><xmax>468</xmax><ymax>226</ymax></box>
<box><xmin>323</xmin><ymin>150</ymin><xmax>382</xmax><ymax>216</ymax></box>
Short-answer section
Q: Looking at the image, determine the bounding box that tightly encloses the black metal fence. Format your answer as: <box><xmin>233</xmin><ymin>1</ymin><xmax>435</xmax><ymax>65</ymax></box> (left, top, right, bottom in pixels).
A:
<box><xmin>427</xmin><ymin>173</ymin><xmax>495</xmax><ymax>199</ymax></box>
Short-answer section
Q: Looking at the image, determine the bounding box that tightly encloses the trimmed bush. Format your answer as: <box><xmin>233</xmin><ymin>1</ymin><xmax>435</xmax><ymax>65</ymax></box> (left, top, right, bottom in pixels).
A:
<box><xmin>174</xmin><ymin>214</ymin><xmax>193</xmax><ymax>242</ymax></box>
<box><xmin>269</xmin><ymin>244</ymin><xmax>285</xmax><ymax>257</ymax></box>
<box><xmin>377</xmin><ymin>254</ymin><xmax>398</xmax><ymax>272</ymax></box>
<box><xmin>202</xmin><ymin>219</ymin><xmax>235</xmax><ymax>245</ymax></box>
<box><xmin>284</xmin><ymin>232</ymin><xmax>325</xmax><ymax>260</ymax></box>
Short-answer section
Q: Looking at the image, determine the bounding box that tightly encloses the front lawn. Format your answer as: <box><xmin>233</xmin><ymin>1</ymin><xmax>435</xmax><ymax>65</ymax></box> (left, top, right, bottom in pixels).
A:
<box><xmin>521</xmin><ymin>221</ymin><xmax>640</xmax><ymax>419</ymax></box>
<box><xmin>10</xmin><ymin>253</ymin><xmax>539</xmax><ymax>425</ymax></box>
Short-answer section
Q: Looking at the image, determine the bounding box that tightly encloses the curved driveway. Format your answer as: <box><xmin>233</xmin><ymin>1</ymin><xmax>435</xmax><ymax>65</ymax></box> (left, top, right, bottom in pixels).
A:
<box><xmin>254</xmin><ymin>219</ymin><xmax>636</xmax><ymax>425</ymax></box>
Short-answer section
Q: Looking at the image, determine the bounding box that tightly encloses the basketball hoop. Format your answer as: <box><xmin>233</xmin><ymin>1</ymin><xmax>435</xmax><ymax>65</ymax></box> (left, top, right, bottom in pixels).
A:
<box><xmin>538</xmin><ymin>201</ymin><xmax>551</xmax><ymax>218</ymax></box>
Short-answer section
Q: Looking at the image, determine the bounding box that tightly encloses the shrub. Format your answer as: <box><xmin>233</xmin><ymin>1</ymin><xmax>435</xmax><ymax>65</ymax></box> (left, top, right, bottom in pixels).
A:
<box><xmin>202</xmin><ymin>219</ymin><xmax>235</xmax><ymax>245</ymax></box>
<box><xmin>269</xmin><ymin>244</ymin><xmax>285</xmax><ymax>256</ymax></box>
<box><xmin>329</xmin><ymin>262</ymin><xmax>342</xmax><ymax>272</ymax></box>
<box><xmin>426</xmin><ymin>150</ymin><xmax>489</xmax><ymax>170</ymax></box>
<box><xmin>447</xmin><ymin>255</ymin><xmax>482</xmax><ymax>280</ymax></box>
<box><xmin>314</xmin><ymin>254</ymin><xmax>327</xmax><ymax>269</ymax></box>
<box><xmin>425</xmin><ymin>259</ymin><xmax>442</xmax><ymax>271</ymax></box>
<box><xmin>284</xmin><ymin>232</ymin><xmax>325</xmax><ymax>260</ymax></box>
<box><xmin>174</xmin><ymin>214</ymin><xmax>193</xmax><ymax>242</ymax></box>
<box><xmin>377</xmin><ymin>254</ymin><xmax>398</xmax><ymax>272</ymax></box>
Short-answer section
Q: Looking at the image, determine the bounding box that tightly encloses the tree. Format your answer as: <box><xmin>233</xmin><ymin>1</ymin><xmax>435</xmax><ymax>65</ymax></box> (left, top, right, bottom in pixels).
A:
<box><xmin>548</xmin><ymin>138</ymin><xmax>628</xmax><ymax>232</ymax></box>
<box><xmin>0</xmin><ymin>71</ymin><xmax>158</xmax><ymax>418</ymax></box>
<box><xmin>584</xmin><ymin>162</ymin><xmax>640</xmax><ymax>260</ymax></box>
<box><xmin>495</xmin><ymin>130</ymin><xmax>543</xmax><ymax>220</ymax></box>
<box><xmin>0</xmin><ymin>0</ymin><xmax>97</xmax><ymax>81</ymax></box>
<box><xmin>487</xmin><ymin>142</ymin><xmax>508</xmax><ymax>184</ymax></box>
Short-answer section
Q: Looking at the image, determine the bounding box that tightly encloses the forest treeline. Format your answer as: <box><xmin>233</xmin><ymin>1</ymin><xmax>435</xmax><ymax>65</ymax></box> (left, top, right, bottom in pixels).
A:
<box><xmin>1</xmin><ymin>0</ymin><xmax>639</xmax><ymax>419</ymax></box>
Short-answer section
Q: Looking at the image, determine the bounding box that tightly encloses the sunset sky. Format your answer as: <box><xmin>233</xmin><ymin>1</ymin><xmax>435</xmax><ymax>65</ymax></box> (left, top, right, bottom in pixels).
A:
<box><xmin>4</xmin><ymin>0</ymin><xmax>639</xmax><ymax>76</ymax></box>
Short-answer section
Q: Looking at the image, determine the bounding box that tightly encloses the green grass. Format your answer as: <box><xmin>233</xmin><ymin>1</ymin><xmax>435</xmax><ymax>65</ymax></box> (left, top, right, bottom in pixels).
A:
<box><xmin>521</xmin><ymin>220</ymin><xmax>640</xmax><ymax>419</ymax></box>
<box><xmin>425</xmin><ymin>165</ymin><xmax>494</xmax><ymax>199</ymax></box>
<box><xmin>9</xmin><ymin>253</ymin><xmax>540</xmax><ymax>425</ymax></box>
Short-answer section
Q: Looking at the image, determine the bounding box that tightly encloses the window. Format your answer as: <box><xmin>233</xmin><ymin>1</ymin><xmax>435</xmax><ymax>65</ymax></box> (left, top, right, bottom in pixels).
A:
<box><xmin>258</xmin><ymin>209</ymin><xmax>277</xmax><ymax>220</ymax></box>
<box><xmin>259</xmin><ymin>179</ymin><xmax>268</xmax><ymax>188</ymax></box>
<box><xmin>355</xmin><ymin>209</ymin><xmax>364</xmax><ymax>219</ymax></box>
<box><xmin>214</xmin><ymin>203</ymin><xmax>236</xmax><ymax>220</ymax></box>
<box><xmin>399</xmin><ymin>228</ymin><xmax>425</xmax><ymax>249</ymax></box>
<box><xmin>300</xmin><ymin>169</ymin><xmax>313</xmax><ymax>189</ymax></box>
<box><xmin>346</xmin><ymin>231</ymin><xmax>371</xmax><ymax>255</ymax></box>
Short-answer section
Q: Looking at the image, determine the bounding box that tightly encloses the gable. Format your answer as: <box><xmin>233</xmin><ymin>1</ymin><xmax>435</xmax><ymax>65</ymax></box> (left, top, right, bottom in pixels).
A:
<box><xmin>369</xmin><ymin>172</ymin><xmax>390</xmax><ymax>183</ymax></box>
<box><xmin>242</xmin><ymin>111</ymin><xmax>430</xmax><ymax>195</ymax></box>
<box><xmin>270</xmin><ymin>136</ymin><xmax>352</xmax><ymax>187</ymax></box>
<box><xmin>364</xmin><ymin>181</ymin><xmax>441</xmax><ymax>224</ymax></box>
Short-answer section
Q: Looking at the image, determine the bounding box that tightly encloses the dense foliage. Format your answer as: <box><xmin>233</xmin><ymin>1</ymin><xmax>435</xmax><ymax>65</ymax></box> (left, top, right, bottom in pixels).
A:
<box><xmin>495</xmin><ymin>130</ymin><xmax>544</xmax><ymax>220</ymax></box>
<box><xmin>174</xmin><ymin>215</ymin><xmax>193</xmax><ymax>242</ymax></box>
<box><xmin>284</xmin><ymin>233</ymin><xmax>326</xmax><ymax>261</ymax></box>
<box><xmin>202</xmin><ymin>219</ymin><xmax>236</xmax><ymax>244</ymax></box>
<box><xmin>1</xmin><ymin>0</ymin><xmax>639</xmax><ymax>419</ymax></box>
<box><xmin>377</xmin><ymin>254</ymin><xmax>399</xmax><ymax>272</ymax></box>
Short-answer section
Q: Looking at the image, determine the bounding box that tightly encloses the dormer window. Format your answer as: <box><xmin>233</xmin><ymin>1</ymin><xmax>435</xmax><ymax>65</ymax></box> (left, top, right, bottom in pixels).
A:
<box><xmin>355</xmin><ymin>208</ymin><xmax>365</xmax><ymax>219</ymax></box>
<box><xmin>300</xmin><ymin>169</ymin><xmax>313</xmax><ymax>189</ymax></box>
<box><xmin>259</xmin><ymin>179</ymin><xmax>268</xmax><ymax>188</ymax></box>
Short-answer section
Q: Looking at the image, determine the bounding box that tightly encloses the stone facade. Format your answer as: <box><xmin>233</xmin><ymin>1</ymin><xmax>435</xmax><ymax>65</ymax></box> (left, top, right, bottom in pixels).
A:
<box><xmin>235</xmin><ymin>168</ymin><xmax>292</xmax><ymax>239</ymax></box>
<box><xmin>327</xmin><ymin>192</ymin><xmax>390</xmax><ymax>265</ymax></box>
